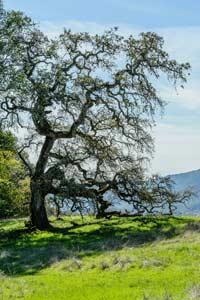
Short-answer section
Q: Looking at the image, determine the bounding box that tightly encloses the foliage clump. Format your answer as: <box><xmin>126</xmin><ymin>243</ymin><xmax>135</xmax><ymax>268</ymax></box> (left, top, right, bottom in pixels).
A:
<box><xmin>0</xmin><ymin>130</ymin><xmax>30</xmax><ymax>218</ymax></box>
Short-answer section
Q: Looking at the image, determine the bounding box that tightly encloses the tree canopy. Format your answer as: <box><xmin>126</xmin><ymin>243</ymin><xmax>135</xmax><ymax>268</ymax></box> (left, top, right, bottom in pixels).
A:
<box><xmin>0</xmin><ymin>11</ymin><xmax>190</xmax><ymax>229</ymax></box>
<box><xmin>0</xmin><ymin>129</ymin><xmax>29</xmax><ymax>218</ymax></box>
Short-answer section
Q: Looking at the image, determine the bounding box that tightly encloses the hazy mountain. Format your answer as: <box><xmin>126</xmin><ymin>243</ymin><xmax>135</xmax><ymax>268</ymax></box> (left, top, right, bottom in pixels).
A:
<box><xmin>106</xmin><ymin>169</ymin><xmax>200</xmax><ymax>215</ymax></box>
<box><xmin>170</xmin><ymin>169</ymin><xmax>200</xmax><ymax>215</ymax></box>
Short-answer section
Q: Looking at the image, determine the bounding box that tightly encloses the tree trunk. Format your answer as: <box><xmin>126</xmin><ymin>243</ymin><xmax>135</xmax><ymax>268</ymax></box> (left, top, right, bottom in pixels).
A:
<box><xmin>30</xmin><ymin>179</ymin><xmax>50</xmax><ymax>230</ymax></box>
<box><xmin>55</xmin><ymin>200</ymin><xmax>61</xmax><ymax>219</ymax></box>
<box><xmin>29</xmin><ymin>137</ymin><xmax>55</xmax><ymax>230</ymax></box>
<box><xmin>95</xmin><ymin>197</ymin><xmax>111</xmax><ymax>219</ymax></box>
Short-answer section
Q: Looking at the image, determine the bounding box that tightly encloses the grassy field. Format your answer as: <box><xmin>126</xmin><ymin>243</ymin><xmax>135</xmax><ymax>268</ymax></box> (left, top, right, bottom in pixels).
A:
<box><xmin>1</xmin><ymin>216</ymin><xmax>200</xmax><ymax>299</ymax></box>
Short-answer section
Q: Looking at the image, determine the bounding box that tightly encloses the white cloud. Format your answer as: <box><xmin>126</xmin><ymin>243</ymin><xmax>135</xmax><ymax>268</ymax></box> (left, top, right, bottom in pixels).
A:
<box><xmin>151</xmin><ymin>123</ymin><xmax>200</xmax><ymax>175</ymax></box>
<box><xmin>157</xmin><ymin>27</ymin><xmax>200</xmax><ymax>65</ymax></box>
<box><xmin>41</xmin><ymin>20</ymin><xmax>108</xmax><ymax>37</ymax></box>
<box><xmin>158</xmin><ymin>81</ymin><xmax>200</xmax><ymax>110</ymax></box>
<box><xmin>174</xmin><ymin>85</ymin><xmax>200</xmax><ymax>110</ymax></box>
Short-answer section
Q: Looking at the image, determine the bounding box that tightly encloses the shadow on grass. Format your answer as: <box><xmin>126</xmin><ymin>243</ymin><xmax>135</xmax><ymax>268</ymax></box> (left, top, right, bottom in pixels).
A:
<box><xmin>0</xmin><ymin>216</ymin><xmax>197</xmax><ymax>277</ymax></box>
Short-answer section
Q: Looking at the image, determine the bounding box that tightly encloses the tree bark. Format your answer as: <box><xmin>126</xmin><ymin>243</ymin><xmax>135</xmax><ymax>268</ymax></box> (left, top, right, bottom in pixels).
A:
<box><xmin>30</xmin><ymin>179</ymin><xmax>50</xmax><ymax>230</ymax></box>
<box><xmin>30</xmin><ymin>137</ymin><xmax>55</xmax><ymax>230</ymax></box>
<box><xmin>55</xmin><ymin>199</ymin><xmax>61</xmax><ymax>219</ymax></box>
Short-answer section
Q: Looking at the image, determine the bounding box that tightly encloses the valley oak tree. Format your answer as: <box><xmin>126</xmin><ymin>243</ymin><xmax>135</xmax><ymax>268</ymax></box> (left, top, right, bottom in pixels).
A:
<box><xmin>0</xmin><ymin>11</ymin><xmax>190</xmax><ymax>230</ymax></box>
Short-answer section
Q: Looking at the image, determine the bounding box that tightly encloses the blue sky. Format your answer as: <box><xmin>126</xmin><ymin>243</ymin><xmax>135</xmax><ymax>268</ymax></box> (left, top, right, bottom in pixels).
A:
<box><xmin>4</xmin><ymin>0</ymin><xmax>200</xmax><ymax>175</ymax></box>
<box><xmin>5</xmin><ymin>0</ymin><xmax>200</xmax><ymax>27</ymax></box>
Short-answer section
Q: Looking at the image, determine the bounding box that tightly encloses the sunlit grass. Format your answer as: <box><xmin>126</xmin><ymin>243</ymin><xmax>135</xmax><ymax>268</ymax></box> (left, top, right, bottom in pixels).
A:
<box><xmin>1</xmin><ymin>216</ymin><xmax>200</xmax><ymax>299</ymax></box>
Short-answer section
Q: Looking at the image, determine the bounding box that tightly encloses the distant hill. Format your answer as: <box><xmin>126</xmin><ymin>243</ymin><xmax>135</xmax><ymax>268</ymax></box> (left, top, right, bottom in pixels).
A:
<box><xmin>105</xmin><ymin>169</ymin><xmax>200</xmax><ymax>216</ymax></box>
<box><xmin>170</xmin><ymin>169</ymin><xmax>200</xmax><ymax>215</ymax></box>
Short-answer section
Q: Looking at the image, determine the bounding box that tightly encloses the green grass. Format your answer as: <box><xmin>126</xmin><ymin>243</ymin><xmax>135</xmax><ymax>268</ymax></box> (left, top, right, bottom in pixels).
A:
<box><xmin>1</xmin><ymin>216</ymin><xmax>200</xmax><ymax>299</ymax></box>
